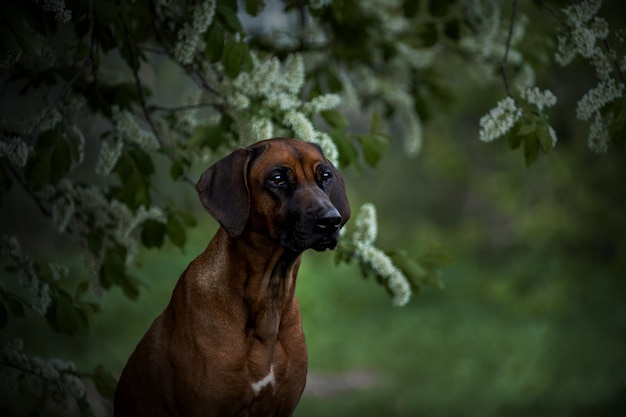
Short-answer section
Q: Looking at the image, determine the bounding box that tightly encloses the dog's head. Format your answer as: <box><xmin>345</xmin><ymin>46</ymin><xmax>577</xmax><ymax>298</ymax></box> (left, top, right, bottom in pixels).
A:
<box><xmin>196</xmin><ymin>138</ymin><xmax>350</xmax><ymax>252</ymax></box>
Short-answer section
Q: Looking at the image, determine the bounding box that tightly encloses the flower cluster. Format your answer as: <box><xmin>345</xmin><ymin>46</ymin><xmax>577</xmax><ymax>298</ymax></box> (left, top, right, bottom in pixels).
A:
<box><xmin>1</xmin><ymin>236</ymin><xmax>52</xmax><ymax>315</ymax></box>
<box><xmin>351</xmin><ymin>66</ymin><xmax>423</xmax><ymax>156</ymax></box>
<box><xmin>350</xmin><ymin>204</ymin><xmax>411</xmax><ymax>306</ymax></box>
<box><xmin>556</xmin><ymin>0</ymin><xmax>605</xmax><ymax>64</ymax></box>
<box><xmin>207</xmin><ymin>52</ymin><xmax>341</xmax><ymax>163</ymax></box>
<box><xmin>553</xmin><ymin>0</ymin><xmax>625</xmax><ymax>152</ymax></box>
<box><xmin>576</xmin><ymin>78</ymin><xmax>624</xmax><ymax>121</ymax></box>
<box><xmin>49</xmin><ymin>180</ymin><xmax>166</xmax><ymax>268</ymax></box>
<box><xmin>0</xmin><ymin>136</ymin><xmax>30</xmax><ymax>167</ymax></box>
<box><xmin>519</xmin><ymin>87</ymin><xmax>558</xmax><ymax>113</ymax></box>
<box><xmin>96</xmin><ymin>106</ymin><xmax>159</xmax><ymax>175</ymax></box>
<box><xmin>174</xmin><ymin>0</ymin><xmax>217</xmax><ymax>65</ymax></box>
<box><xmin>479</xmin><ymin>97</ymin><xmax>522</xmax><ymax>143</ymax></box>
<box><xmin>2</xmin><ymin>339</ymin><xmax>85</xmax><ymax>411</ymax></box>
<box><xmin>41</xmin><ymin>0</ymin><xmax>72</xmax><ymax>23</ymax></box>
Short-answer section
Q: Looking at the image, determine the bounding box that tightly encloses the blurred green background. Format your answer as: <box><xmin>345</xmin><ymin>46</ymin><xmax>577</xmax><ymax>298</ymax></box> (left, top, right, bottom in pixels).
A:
<box><xmin>6</xmin><ymin>72</ymin><xmax>626</xmax><ymax>416</ymax></box>
<box><xmin>2</xmin><ymin>3</ymin><xmax>626</xmax><ymax>413</ymax></box>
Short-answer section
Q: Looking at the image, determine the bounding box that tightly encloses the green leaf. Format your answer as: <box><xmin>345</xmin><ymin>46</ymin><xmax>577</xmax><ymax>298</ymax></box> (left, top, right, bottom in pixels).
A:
<box><xmin>170</xmin><ymin>159</ymin><xmax>184</xmax><ymax>181</ymax></box>
<box><xmin>120</xmin><ymin>274</ymin><xmax>140</xmax><ymax>299</ymax></box>
<box><xmin>205</xmin><ymin>24</ymin><xmax>225</xmax><ymax>63</ymax></box>
<box><xmin>99</xmin><ymin>244</ymin><xmax>127</xmax><ymax>288</ymax></box>
<box><xmin>177</xmin><ymin>210</ymin><xmax>197</xmax><ymax>227</ymax></box>
<box><xmin>329</xmin><ymin>128</ymin><xmax>358</xmax><ymax>168</ymax></box>
<box><xmin>217</xmin><ymin>4</ymin><xmax>243</xmax><ymax>33</ymax></box>
<box><xmin>245</xmin><ymin>0</ymin><xmax>265</xmax><ymax>16</ymax></box>
<box><xmin>358</xmin><ymin>133</ymin><xmax>390</xmax><ymax>167</ymax></box>
<box><xmin>0</xmin><ymin>25</ymin><xmax>23</xmax><ymax>64</ymax></box>
<box><xmin>5</xmin><ymin>295</ymin><xmax>25</xmax><ymax>317</ymax></box>
<box><xmin>130</xmin><ymin>148</ymin><xmax>154</xmax><ymax>175</ymax></box>
<box><xmin>428</xmin><ymin>0</ymin><xmax>448</xmax><ymax>17</ymax></box>
<box><xmin>93</xmin><ymin>365</ymin><xmax>117</xmax><ymax>400</ymax></box>
<box><xmin>403</xmin><ymin>0</ymin><xmax>420</xmax><ymax>18</ymax></box>
<box><xmin>50</xmin><ymin>134</ymin><xmax>72</xmax><ymax>184</ymax></box>
<box><xmin>537</xmin><ymin>124</ymin><xmax>554</xmax><ymax>153</ymax></box>
<box><xmin>53</xmin><ymin>292</ymin><xmax>90</xmax><ymax>336</ymax></box>
<box><xmin>141</xmin><ymin>219</ymin><xmax>166</xmax><ymax>248</ymax></box>
<box><xmin>517</xmin><ymin>123</ymin><xmax>537</xmax><ymax>136</ymax></box>
<box><xmin>6</xmin><ymin>9</ymin><xmax>43</xmax><ymax>57</ymax></box>
<box><xmin>166</xmin><ymin>213</ymin><xmax>186</xmax><ymax>248</ymax></box>
<box><xmin>223</xmin><ymin>39</ymin><xmax>253</xmax><ymax>79</ymax></box>
<box><xmin>321</xmin><ymin>110</ymin><xmax>348</xmax><ymax>129</ymax></box>
<box><xmin>189</xmin><ymin>124</ymin><xmax>225</xmax><ymax>150</ymax></box>
<box><xmin>523</xmin><ymin>135</ymin><xmax>540</xmax><ymax>166</ymax></box>
<box><xmin>507</xmin><ymin>130</ymin><xmax>523</xmax><ymax>150</ymax></box>
<box><xmin>75</xmin><ymin>281</ymin><xmax>90</xmax><ymax>299</ymax></box>
<box><xmin>94</xmin><ymin>0</ymin><xmax>122</xmax><ymax>24</ymax></box>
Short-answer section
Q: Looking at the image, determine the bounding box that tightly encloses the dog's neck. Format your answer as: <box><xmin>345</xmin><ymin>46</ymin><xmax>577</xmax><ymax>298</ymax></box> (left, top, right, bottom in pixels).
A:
<box><xmin>218</xmin><ymin>227</ymin><xmax>302</xmax><ymax>341</ymax></box>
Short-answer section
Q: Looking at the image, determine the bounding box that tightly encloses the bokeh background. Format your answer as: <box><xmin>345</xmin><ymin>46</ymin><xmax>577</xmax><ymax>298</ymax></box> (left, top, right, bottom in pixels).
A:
<box><xmin>2</xmin><ymin>1</ymin><xmax>626</xmax><ymax>416</ymax></box>
<box><xmin>5</xmin><ymin>74</ymin><xmax>626</xmax><ymax>417</ymax></box>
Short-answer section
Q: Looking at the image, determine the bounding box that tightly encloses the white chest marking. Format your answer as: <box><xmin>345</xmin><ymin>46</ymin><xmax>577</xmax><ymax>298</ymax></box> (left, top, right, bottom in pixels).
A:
<box><xmin>251</xmin><ymin>365</ymin><xmax>276</xmax><ymax>396</ymax></box>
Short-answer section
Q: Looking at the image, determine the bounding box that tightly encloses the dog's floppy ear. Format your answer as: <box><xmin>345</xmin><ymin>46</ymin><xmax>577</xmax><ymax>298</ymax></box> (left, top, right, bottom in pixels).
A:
<box><xmin>196</xmin><ymin>149</ymin><xmax>253</xmax><ymax>237</ymax></box>
<box><xmin>329</xmin><ymin>164</ymin><xmax>350</xmax><ymax>228</ymax></box>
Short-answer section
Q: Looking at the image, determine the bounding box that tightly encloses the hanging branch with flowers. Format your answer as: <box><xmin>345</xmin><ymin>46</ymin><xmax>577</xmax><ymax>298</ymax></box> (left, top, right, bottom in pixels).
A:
<box><xmin>0</xmin><ymin>0</ymin><xmax>624</xmax><ymax>414</ymax></box>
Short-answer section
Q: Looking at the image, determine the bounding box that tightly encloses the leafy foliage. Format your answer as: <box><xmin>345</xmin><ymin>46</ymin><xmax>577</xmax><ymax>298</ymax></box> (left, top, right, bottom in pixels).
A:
<box><xmin>0</xmin><ymin>0</ymin><xmax>624</xmax><ymax>415</ymax></box>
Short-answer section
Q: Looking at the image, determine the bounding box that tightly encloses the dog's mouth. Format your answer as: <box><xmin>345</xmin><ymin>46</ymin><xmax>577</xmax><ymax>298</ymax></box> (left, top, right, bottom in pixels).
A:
<box><xmin>280</xmin><ymin>227</ymin><xmax>340</xmax><ymax>253</ymax></box>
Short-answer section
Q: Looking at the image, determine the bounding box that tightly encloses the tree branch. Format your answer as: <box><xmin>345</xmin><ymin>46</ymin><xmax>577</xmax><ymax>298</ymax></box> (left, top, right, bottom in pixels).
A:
<box><xmin>500</xmin><ymin>0</ymin><xmax>519</xmax><ymax>98</ymax></box>
<box><xmin>147</xmin><ymin>102</ymin><xmax>221</xmax><ymax>113</ymax></box>
<box><xmin>28</xmin><ymin>58</ymin><xmax>92</xmax><ymax>141</ymax></box>
<box><xmin>120</xmin><ymin>20</ymin><xmax>196</xmax><ymax>187</ymax></box>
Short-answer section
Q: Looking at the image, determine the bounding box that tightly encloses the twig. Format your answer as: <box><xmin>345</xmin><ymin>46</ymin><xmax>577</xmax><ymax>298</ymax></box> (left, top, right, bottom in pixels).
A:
<box><xmin>536</xmin><ymin>0</ymin><xmax>562</xmax><ymax>23</ymax></box>
<box><xmin>538</xmin><ymin>1</ymin><xmax>625</xmax><ymax>84</ymax></box>
<box><xmin>147</xmin><ymin>102</ymin><xmax>220</xmax><ymax>113</ymax></box>
<box><xmin>8</xmin><ymin>166</ymin><xmax>51</xmax><ymax>217</ymax></box>
<box><xmin>28</xmin><ymin>58</ymin><xmax>92</xmax><ymax>140</ymax></box>
<box><xmin>120</xmin><ymin>21</ymin><xmax>196</xmax><ymax>187</ymax></box>
<box><xmin>500</xmin><ymin>0</ymin><xmax>519</xmax><ymax>98</ymax></box>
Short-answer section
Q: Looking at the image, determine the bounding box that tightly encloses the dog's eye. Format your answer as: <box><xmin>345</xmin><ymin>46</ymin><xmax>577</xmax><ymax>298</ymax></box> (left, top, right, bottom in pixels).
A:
<box><xmin>321</xmin><ymin>171</ymin><xmax>332</xmax><ymax>183</ymax></box>
<box><xmin>270</xmin><ymin>174</ymin><xmax>286</xmax><ymax>186</ymax></box>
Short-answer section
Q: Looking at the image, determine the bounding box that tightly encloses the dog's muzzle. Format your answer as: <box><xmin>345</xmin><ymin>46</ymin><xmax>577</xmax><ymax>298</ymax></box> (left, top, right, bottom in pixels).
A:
<box><xmin>281</xmin><ymin>205</ymin><xmax>342</xmax><ymax>252</ymax></box>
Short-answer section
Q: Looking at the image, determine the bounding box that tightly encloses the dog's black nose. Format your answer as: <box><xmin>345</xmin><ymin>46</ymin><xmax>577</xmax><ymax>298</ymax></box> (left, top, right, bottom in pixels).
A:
<box><xmin>316</xmin><ymin>208</ymin><xmax>342</xmax><ymax>231</ymax></box>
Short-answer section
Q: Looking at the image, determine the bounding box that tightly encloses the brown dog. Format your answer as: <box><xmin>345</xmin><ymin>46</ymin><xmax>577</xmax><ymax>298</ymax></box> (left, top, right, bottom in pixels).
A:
<box><xmin>114</xmin><ymin>138</ymin><xmax>350</xmax><ymax>416</ymax></box>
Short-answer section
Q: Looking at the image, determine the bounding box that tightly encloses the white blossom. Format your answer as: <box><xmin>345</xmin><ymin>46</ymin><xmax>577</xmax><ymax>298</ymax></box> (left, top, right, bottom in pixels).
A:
<box><xmin>353</xmin><ymin>203</ymin><xmax>377</xmax><ymax>246</ymax></box>
<box><xmin>174</xmin><ymin>0</ymin><xmax>216</xmax><ymax>65</ymax></box>
<box><xmin>52</xmin><ymin>195</ymin><xmax>75</xmax><ymax>233</ymax></box>
<box><xmin>49</xmin><ymin>263</ymin><xmax>69</xmax><ymax>281</ymax></box>
<box><xmin>250</xmin><ymin>117</ymin><xmax>274</xmax><ymax>141</ymax></box>
<box><xmin>519</xmin><ymin>87</ymin><xmax>558</xmax><ymax>112</ymax></box>
<box><xmin>302</xmin><ymin>94</ymin><xmax>341</xmax><ymax>114</ymax></box>
<box><xmin>41</xmin><ymin>0</ymin><xmax>72</xmax><ymax>23</ymax></box>
<box><xmin>479</xmin><ymin>97</ymin><xmax>522</xmax><ymax>142</ymax></box>
<box><xmin>576</xmin><ymin>78</ymin><xmax>625</xmax><ymax>121</ymax></box>
<box><xmin>0</xmin><ymin>136</ymin><xmax>30</xmax><ymax>167</ymax></box>
<box><xmin>112</xmin><ymin>106</ymin><xmax>160</xmax><ymax>151</ymax></box>
<box><xmin>548</xmin><ymin>126</ymin><xmax>558</xmax><ymax>147</ymax></box>
<box><xmin>2</xmin><ymin>339</ymin><xmax>85</xmax><ymax>410</ymax></box>
<box><xmin>281</xmin><ymin>54</ymin><xmax>305</xmax><ymax>95</ymax></box>
<box><xmin>398</xmin><ymin>107</ymin><xmax>423</xmax><ymax>156</ymax></box>
<box><xmin>284</xmin><ymin>111</ymin><xmax>317</xmax><ymax>142</ymax></box>
<box><xmin>556</xmin><ymin>0</ymin><xmax>608</xmax><ymax>64</ymax></box>
<box><xmin>109</xmin><ymin>201</ymin><xmax>166</xmax><ymax>265</ymax></box>
<box><xmin>309</xmin><ymin>0</ymin><xmax>330</xmax><ymax>9</ymax></box>
<box><xmin>588</xmin><ymin>111</ymin><xmax>610</xmax><ymax>152</ymax></box>
<box><xmin>95</xmin><ymin>138</ymin><xmax>123</xmax><ymax>175</ymax></box>
<box><xmin>348</xmin><ymin>204</ymin><xmax>412</xmax><ymax>306</ymax></box>
<box><xmin>315</xmin><ymin>132</ymin><xmax>339</xmax><ymax>167</ymax></box>
<box><xmin>1</xmin><ymin>235</ymin><xmax>51</xmax><ymax>315</ymax></box>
